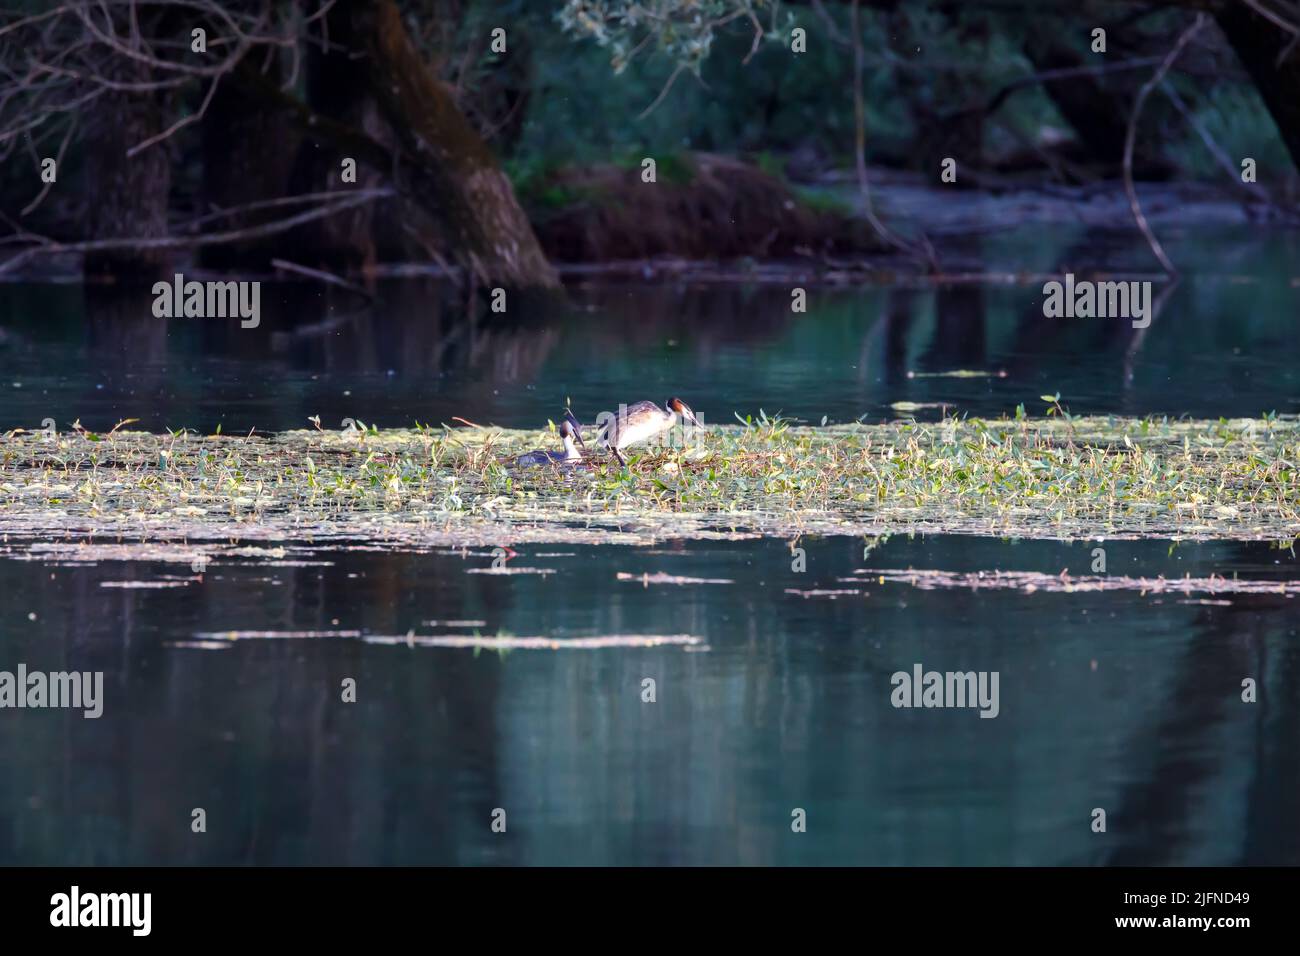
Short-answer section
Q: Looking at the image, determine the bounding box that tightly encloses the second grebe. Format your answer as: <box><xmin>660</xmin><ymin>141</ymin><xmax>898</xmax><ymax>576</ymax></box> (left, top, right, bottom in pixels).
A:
<box><xmin>514</xmin><ymin>418</ymin><xmax>586</xmax><ymax>467</ymax></box>
<box><xmin>599</xmin><ymin>397</ymin><xmax>701</xmax><ymax>464</ymax></box>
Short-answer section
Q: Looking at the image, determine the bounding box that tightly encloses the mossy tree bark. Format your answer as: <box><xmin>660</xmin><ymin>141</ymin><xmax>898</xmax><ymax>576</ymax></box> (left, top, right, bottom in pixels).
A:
<box><xmin>82</xmin><ymin>59</ymin><xmax>172</xmax><ymax>282</ymax></box>
<box><xmin>354</xmin><ymin>0</ymin><xmax>558</xmax><ymax>289</ymax></box>
<box><xmin>1214</xmin><ymin>4</ymin><xmax>1300</xmax><ymax>173</ymax></box>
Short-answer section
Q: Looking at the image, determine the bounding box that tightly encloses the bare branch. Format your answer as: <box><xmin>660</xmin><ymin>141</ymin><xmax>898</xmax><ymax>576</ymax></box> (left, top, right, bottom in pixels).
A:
<box><xmin>850</xmin><ymin>0</ymin><xmax>938</xmax><ymax>270</ymax></box>
<box><xmin>1242</xmin><ymin>0</ymin><xmax>1300</xmax><ymax>36</ymax></box>
<box><xmin>0</xmin><ymin>189</ymin><xmax>394</xmax><ymax>276</ymax></box>
<box><xmin>1123</xmin><ymin>13</ymin><xmax>1208</xmax><ymax>276</ymax></box>
<box><xmin>637</xmin><ymin>61</ymin><xmax>688</xmax><ymax>120</ymax></box>
<box><xmin>20</xmin><ymin>115</ymin><xmax>78</xmax><ymax>217</ymax></box>
<box><xmin>125</xmin><ymin>71</ymin><xmax>219</xmax><ymax>157</ymax></box>
<box><xmin>271</xmin><ymin>257</ymin><xmax>375</xmax><ymax>299</ymax></box>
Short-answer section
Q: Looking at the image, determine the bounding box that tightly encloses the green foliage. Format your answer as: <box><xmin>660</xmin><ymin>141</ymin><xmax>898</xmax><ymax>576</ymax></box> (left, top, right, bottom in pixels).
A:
<box><xmin>4</xmin><ymin>415</ymin><xmax>1298</xmax><ymax>544</ymax></box>
<box><xmin>511</xmin><ymin>0</ymin><xmax>1297</xmax><ymax>186</ymax></box>
<box><xmin>555</xmin><ymin>1</ymin><xmax>786</xmax><ymax>76</ymax></box>
<box><xmin>1166</xmin><ymin>83</ymin><xmax>1294</xmax><ymax>184</ymax></box>
<box><xmin>519</xmin><ymin>1</ymin><xmax>1093</xmax><ymax>175</ymax></box>
<box><xmin>792</xmin><ymin>185</ymin><xmax>852</xmax><ymax>216</ymax></box>
<box><xmin>517</xmin><ymin>4</ymin><xmax>874</xmax><ymax>166</ymax></box>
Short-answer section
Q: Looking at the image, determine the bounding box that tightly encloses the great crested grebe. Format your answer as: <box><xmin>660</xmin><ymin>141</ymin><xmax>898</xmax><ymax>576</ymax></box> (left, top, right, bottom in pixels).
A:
<box><xmin>514</xmin><ymin>417</ymin><xmax>586</xmax><ymax>467</ymax></box>
<box><xmin>599</xmin><ymin>397</ymin><xmax>701</xmax><ymax>464</ymax></box>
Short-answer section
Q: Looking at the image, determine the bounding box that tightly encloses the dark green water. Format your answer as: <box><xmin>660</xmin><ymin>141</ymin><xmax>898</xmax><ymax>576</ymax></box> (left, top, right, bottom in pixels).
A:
<box><xmin>1</xmin><ymin>241</ymin><xmax>1298</xmax><ymax>865</ymax></box>
<box><xmin>0</xmin><ymin>536</ymin><xmax>1296</xmax><ymax>865</ymax></box>
<box><xmin>0</xmin><ymin>232</ymin><xmax>1298</xmax><ymax>434</ymax></box>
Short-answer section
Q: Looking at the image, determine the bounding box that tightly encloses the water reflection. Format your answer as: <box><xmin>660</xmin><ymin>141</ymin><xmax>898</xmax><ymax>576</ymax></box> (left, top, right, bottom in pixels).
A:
<box><xmin>2</xmin><ymin>228</ymin><xmax>1298</xmax><ymax>434</ymax></box>
<box><xmin>2</xmin><ymin>226</ymin><xmax>1298</xmax><ymax>866</ymax></box>
<box><xmin>1</xmin><ymin>536</ymin><xmax>1295</xmax><ymax>865</ymax></box>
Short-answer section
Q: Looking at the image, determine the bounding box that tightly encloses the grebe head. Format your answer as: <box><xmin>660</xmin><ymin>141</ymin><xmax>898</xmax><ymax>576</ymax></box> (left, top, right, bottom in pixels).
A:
<box><xmin>559</xmin><ymin>417</ymin><xmax>586</xmax><ymax>450</ymax></box>
<box><xmin>557</xmin><ymin>419</ymin><xmax>586</xmax><ymax>461</ymax></box>
<box><xmin>562</xmin><ymin>409</ymin><xmax>587</xmax><ymax>447</ymax></box>
<box><xmin>665</xmin><ymin>397</ymin><xmax>701</xmax><ymax>428</ymax></box>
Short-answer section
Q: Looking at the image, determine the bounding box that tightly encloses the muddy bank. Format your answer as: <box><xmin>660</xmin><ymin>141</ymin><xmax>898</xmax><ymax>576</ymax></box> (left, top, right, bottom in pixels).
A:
<box><xmin>518</xmin><ymin>153</ymin><xmax>884</xmax><ymax>262</ymax></box>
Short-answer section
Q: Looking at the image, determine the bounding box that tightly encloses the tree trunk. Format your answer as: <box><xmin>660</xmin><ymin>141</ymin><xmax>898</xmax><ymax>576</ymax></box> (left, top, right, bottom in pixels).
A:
<box><xmin>355</xmin><ymin>0</ymin><xmax>558</xmax><ymax>289</ymax></box>
<box><xmin>1021</xmin><ymin>29</ymin><xmax>1132</xmax><ymax>169</ymax></box>
<box><xmin>1215</xmin><ymin>4</ymin><xmax>1300</xmax><ymax>172</ymax></box>
<box><xmin>284</xmin><ymin>0</ymin><xmax>383</xmax><ymax>272</ymax></box>
<box><xmin>200</xmin><ymin>58</ymin><xmax>303</xmax><ymax>270</ymax></box>
<box><xmin>82</xmin><ymin>60</ymin><xmax>171</xmax><ymax>281</ymax></box>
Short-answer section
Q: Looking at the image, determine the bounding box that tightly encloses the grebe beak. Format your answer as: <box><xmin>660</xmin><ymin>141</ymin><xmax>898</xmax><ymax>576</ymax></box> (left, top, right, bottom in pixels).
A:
<box><xmin>673</xmin><ymin>399</ymin><xmax>701</xmax><ymax>428</ymax></box>
<box><xmin>564</xmin><ymin>409</ymin><xmax>587</xmax><ymax>450</ymax></box>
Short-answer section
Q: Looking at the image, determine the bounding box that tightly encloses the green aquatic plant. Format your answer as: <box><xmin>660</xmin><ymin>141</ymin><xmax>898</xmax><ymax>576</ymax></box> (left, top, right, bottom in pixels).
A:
<box><xmin>0</xmin><ymin>414</ymin><xmax>1297</xmax><ymax>548</ymax></box>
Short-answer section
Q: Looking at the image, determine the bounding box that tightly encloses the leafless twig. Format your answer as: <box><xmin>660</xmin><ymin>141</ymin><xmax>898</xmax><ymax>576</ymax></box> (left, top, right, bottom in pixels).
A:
<box><xmin>637</xmin><ymin>62</ymin><xmax>687</xmax><ymax>120</ymax></box>
<box><xmin>271</xmin><ymin>258</ymin><xmax>375</xmax><ymax>299</ymax></box>
<box><xmin>0</xmin><ymin>189</ymin><xmax>393</xmax><ymax>276</ymax></box>
<box><xmin>1242</xmin><ymin>0</ymin><xmax>1299</xmax><ymax>36</ymax></box>
<box><xmin>125</xmin><ymin>72</ymin><xmax>220</xmax><ymax>157</ymax></box>
<box><xmin>20</xmin><ymin>114</ymin><xmax>78</xmax><ymax>216</ymax></box>
<box><xmin>1123</xmin><ymin>13</ymin><xmax>1208</xmax><ymax>276</ymax></box>
<box><xmin>850</xmin><ymin>0</ymin><xmax>938</xmax><ymax>270</ymax></box>
<box><xmin>1158</xmin><ymin>78</ymin><xmax>1294</xmax><ymax>218</ymax></box>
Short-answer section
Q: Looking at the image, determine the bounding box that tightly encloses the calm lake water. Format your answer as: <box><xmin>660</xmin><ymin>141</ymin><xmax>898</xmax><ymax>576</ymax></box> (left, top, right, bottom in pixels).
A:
<box><xmin>1</xmin><ymin>536</ymin><xmax>1296</xmax><ymax>866</ymax></box>
<box><xmin>1</xmin><ymin>224</ymin><xmax>1298</xmax><ymax>865</ymax></box>
<box><xmin>0</xmin><ymin>226</ymin><xmax>1297</xmax><ymax>434</ymax></box>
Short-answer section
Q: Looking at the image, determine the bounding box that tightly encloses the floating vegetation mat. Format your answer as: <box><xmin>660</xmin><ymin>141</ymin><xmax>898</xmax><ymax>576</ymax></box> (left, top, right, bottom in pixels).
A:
<box><xmin>179</xmin><ymin>630</ymin><xmax>701</xmax><ymax>651</ymax></box>
<box><xmin>616</xmin><ymin>571</ymin><xmax>735</xmax><ymax>585</ymax></box>
<box><xmin>1</xmin><ymin>415</ymin><xmax>1298</xmax><ymax>557</ymax></box>
<box><xmin>785</xmin><ymin>587</ymin><xmax>867</xmax><ymax>599</ymax></box>
<box><xmin>856</xmin><ymin>568</ymin><xmax>1300</xmax><ymax>597</ymax></box>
